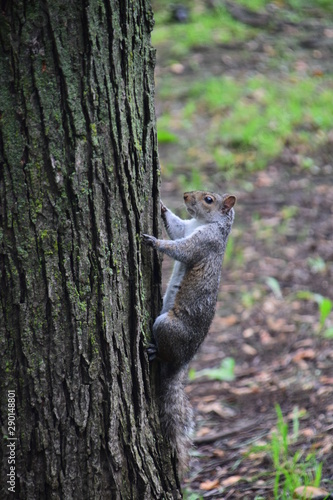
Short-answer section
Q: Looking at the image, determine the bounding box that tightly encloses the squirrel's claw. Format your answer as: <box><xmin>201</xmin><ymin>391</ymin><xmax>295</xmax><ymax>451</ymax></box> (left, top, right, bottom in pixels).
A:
<box><xmin>141</xmin><ymin>233</ymin><xmax>157</xmax><ymax>248</ymax></box>
<box><xmin>147</xmin><ymin>342</ymin><xmax>158</xmax><ymax>361</ymax></box>
<box><xmin>160</xmin><ymin>200</ymin><xmax>167</xmax><ymax>215</ymax></box>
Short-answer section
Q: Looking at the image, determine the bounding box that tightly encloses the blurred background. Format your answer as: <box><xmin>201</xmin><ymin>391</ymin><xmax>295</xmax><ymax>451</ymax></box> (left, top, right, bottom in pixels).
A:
<box><xmin>151</xmin><ymin>1</ymin><xmax>333</xmax><ymax>498</ymax></box>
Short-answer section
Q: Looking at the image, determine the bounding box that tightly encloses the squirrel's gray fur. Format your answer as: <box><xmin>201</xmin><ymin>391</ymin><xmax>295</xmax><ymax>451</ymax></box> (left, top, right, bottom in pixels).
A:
<box><xmin>142</xmin><ymin>190</ymin><xmax>236</xmax><ymax>469</ymax></box>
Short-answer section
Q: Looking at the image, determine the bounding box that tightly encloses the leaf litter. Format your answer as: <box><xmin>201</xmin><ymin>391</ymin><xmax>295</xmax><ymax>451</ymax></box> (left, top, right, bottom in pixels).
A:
<box><xmin>155</xmin><ymin>2</ymin><xmax>333</xmax><ymax>497</ymax></box>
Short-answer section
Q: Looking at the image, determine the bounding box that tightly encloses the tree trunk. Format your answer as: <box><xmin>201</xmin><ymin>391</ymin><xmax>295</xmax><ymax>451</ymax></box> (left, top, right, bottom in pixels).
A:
<box><xmin>0</xmin><ymin>1</ymin><xmax>181</xmax><ymax>498</ymax></box>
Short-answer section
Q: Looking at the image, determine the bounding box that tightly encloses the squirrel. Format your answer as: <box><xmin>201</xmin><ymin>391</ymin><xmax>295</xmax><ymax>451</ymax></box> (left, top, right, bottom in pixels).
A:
<box><xmin>142</xmin><ymin>190</ymin><xmax>236</xmax><ymax>469</ymax></box>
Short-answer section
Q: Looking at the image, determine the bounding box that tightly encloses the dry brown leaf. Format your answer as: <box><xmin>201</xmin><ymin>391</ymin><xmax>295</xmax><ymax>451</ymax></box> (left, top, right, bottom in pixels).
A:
<box><xmin>320</xmin><ymin>439</ymin><xmax>333</xmax><ymax>455</ymax></box>
<box><xmin>301</xmin><ymin>428</ymin><xmax>315</xmax><ymax>438</ymax></box>
<box><xmin>199</xmin><ymin>478</ymin><xmax>220</xmax><ymax>491</ymax></box>
<box><xmin>170</xmin><ymin>63</ymin><xmax>184</xmax><ymax>74</ymax></box>
<box><xmin>221</xmin><ymin>475</ymin><xmax>242</xmax><ymax>487</ymax></box>
<box><xmin>201</xmin><ymin>395</ymin><xmax>219</xmax><ymax>403</ymax></box>
<box><xmin>196</xmin><ymin>426</ymin><xmax>212</xmax><ymax>437</ymax></box>
<box><xmin>242</xmin><ymin>344</ymin><xmax>257</xmax><ymax>356</ymax></box>
<box><xmin>267</xmin><ymin>317</ymin><xmax>286</xmax><ymax>332</ymax></box>
<box><xmin>247</xmin><ymin>451</ymin><xmax>267</xmax><ymax>461</ymax></box>
<box><xmin>267</xmin><ymin>317</ymin><xmax>296</xmax><ymax>333</ymax></box>
<box><xmin>259</xmin><ymin>330</ymin><xmax>275</xmax><ymax>345</ymax></box>
<box><xmin>293</xmin><ymin>486</ymin><xmax>330</xmax><ymax>498</ymax></box>
<box><xmin>243</xmin><ymin>328</ymin><xmax>255</xmax><ymax>338</ymax></box>
<box><xmin>317</xmin><ymin>386</ymin><xmax>333</xmax><ymax>396</ymax></box>
<box><xmin>198</xmin><ymin>402</ymin><xmax>235</xmax><ymax>418</ymax></box>
<box><xmin>231</xmin><ymin>386</ymin><xmax>260</xmax><ymax>396</ymax></box>
<box><xmin>220</xmin><ymin>314</ymin><xmax>239</xmax><ymax>327</ymax></box>
<box><xmin>212</xmin><ymin>448</ymin><xmax>225</xmax><ymax>458</ymax></box>
<box><xmin>255</xmin><ymin>171</ymin><xmax>274</xmax><ymax>187</ymax></box>
<box><xmin>293</xmin><ymin>348</ymin><xmax>316</xmax><ymax>362</ymax></box>
<box><xmin>320</xmin><ymin>376</ymin><xmax>333</xmax><ymax>385</ymax></box>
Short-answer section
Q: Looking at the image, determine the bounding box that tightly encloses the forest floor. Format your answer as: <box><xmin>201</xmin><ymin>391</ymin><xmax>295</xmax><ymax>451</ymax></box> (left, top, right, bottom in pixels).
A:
<box><xmin>153</xmin><ymin>1</ymin><xmax>333</xmax><ymax>498</ymax></box>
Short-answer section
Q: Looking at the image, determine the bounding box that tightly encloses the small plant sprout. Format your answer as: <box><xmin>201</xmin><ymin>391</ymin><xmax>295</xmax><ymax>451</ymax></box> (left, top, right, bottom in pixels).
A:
<box><xmin>189</xmin><ymin>357</ymin><xmax>235</xmax><ymax>382</ymax></box>
<box><xmin>296</xmin><ymin>291</ymin><xmax>333</xmax><ymax>334</ymax></box>
<box><xmin>247</xmin><ymin>405</ymin><xmax>323</xmax><ymax>498</ymax></box>
<box><xmin>266</xmin><ymin>277</ymin><xmax>283</xmax><ymax>299</ymax></box>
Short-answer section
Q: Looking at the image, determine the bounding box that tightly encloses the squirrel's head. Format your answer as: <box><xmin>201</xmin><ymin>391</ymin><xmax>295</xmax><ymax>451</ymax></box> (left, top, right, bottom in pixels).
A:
<box><xmin>184</xmin><ymin>191</ymin><xmax>236</xmax><ymax>224</ymax></box>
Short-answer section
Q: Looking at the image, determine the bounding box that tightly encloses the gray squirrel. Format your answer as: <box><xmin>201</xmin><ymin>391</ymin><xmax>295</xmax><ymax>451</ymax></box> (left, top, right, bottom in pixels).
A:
<box><xmin>142</xmin><ymin>190</ymin><xmax>236</xmax><ymax>468</ymax></box>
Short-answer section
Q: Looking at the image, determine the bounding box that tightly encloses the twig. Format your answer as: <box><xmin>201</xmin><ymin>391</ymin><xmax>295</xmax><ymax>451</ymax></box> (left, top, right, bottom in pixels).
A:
<box><xmin>194</xmin><ymin>420</ymin><xmax>259</xmax><ymax>445</ymax></box>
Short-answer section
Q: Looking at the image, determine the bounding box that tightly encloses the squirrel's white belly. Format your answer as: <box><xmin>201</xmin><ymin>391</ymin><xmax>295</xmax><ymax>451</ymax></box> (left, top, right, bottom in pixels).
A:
<box><xmin>161</xmin><ymin>261</ymin><xmax>186</xmax><ymax>314</ymax></box>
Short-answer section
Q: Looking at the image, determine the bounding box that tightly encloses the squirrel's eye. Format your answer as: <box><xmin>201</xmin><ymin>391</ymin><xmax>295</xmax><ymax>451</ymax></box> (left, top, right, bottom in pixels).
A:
<box><xmin>204</xmin><ymin>196</ymin><xmax>213</xmax><ymax>204</ymax></box>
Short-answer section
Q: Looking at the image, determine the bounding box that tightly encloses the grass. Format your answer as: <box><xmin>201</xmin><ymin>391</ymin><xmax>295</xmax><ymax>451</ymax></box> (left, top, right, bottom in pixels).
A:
<box><xmin>296</xmin><ymin>291</ymin><xmax>333</xmax><ymax>336</ymax></box>
<box><xmin>152</xmin><ymin>2</ymin><xmax>258</xmax><ymax>60</ymax></box>
<box><xmin>152</xmin><ymin>0</ymin><xmax>333</xmax><ymax>183</ymax></box>
<box><xmin>189</xmin><ymin>357</ymin><xmax>236</xmax><ymax>382</ymax></box>
<box><xmin>153</xmin><ymin>3</ymin><xmax>332</xmax><ymax>497</ymax></box>
<box><xmin>247</xmin><ymin>405</ymin><xmax>324</xmax><ymax>499</ymax></box>
<box><xmin>158</xmin><ymin>73</ymin><xmax>333</xmax><ymax>179</ymax></box>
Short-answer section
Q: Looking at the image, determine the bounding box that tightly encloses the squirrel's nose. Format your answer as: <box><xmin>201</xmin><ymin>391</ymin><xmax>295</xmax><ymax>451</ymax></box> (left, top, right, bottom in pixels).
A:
<box><xmin>184</xmin><ymin>193</ymin><xmax>189</xmax><ymax>201</ymax></box>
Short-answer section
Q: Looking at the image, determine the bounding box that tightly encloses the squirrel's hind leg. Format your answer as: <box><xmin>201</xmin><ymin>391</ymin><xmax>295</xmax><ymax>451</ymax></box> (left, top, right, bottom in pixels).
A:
<box><xmin>147</xmin><ymin>312</ymin><xmax>168</xmax><ymax>362</ymax></box>
<box><xmin>152</xmin><ymin>312</ymin><xmax>188</xmax><ymax>370</ymax></box>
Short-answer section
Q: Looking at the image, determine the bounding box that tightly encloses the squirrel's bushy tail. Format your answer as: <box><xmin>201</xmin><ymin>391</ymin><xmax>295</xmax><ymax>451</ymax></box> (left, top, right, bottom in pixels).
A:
<box><xmin>159</xmin><ymin>364</ymin><xmax>194</xmax><ymax>469</ymax></box>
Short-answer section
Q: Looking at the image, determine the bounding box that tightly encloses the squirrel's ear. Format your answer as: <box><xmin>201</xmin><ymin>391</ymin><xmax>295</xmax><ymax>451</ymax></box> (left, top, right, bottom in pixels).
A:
<box><xmin>222</xmin><ymin>195</ymin><xmax>236</xmax><ymax>213</ymax></box>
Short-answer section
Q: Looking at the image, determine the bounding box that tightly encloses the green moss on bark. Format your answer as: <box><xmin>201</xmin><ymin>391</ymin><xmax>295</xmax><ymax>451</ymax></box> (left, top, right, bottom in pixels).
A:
<box><xmin>0</xmin><ymin>0</ymin><xmax>179</xmax><ymax>498</ymax></box>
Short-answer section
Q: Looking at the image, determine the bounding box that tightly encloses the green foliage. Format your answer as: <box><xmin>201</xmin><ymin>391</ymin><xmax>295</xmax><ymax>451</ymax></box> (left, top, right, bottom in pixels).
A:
<box><xmin>266</xmin><ymin>277</ymin><xmax>283</xmax><ymax>299</ymax></box>
<box><xmin>153</xmin><ymin>0</ymin><xmax>333</xmax><ymax>185</ymax></box>
<box><xmin>190</xmin><ymin>357</ymin><xmax>235</xmax><ymax>381</ymax></box>
<box><xmin>287</xmin><ymin>0</ymin><xmax>333</xmax><ymax>14</ymax></box>
<box><xmin>307</xmin><ymin>257</ymin><xmax>326</xmax><ymax>274</ymax></box>
<box><xmin>157</xmin><ymin>129</ymin><xmax>179</xmax><ymax>144</ymax></box>
<box><xmin>248</xmin><ymin>405</ymin><xmax>323</xmax><ymax>499</ymax></box>
<box><xmin>178</xmin><ymin>168</ymin><xmax>205</xmax><ymax>192</ymax></box>
<box><xmin>296</xmin><ymin>291</ymin><xmax>333</xmax><ymax>334</ymax></box>
<box><xmin>156</xmin><ymin>72</ymin><xmax>333</xmax><ymax>180</ymax></box>
<box><xmin>317</xmin><ymin>297</ymin><xmax>332</xmax><ymax>329</ymax></box>
<box><xmin>324</xmin><ymin>327</ymin><xmax>333</xmax><ymax>338</ymax></box>
<box><xmin>183</xmin><ymin>490</ymin><xmax>203</xmax><ymax>500</ymax></box>
<box><xmin>192</xmin><ymin>75</ymin><xmax>333</xmax><ymax>176</ymax></box>
<box><xmin>280</xmin><ymin>206</ymin><xmax>299</xmax><ymax>221</ymax></box>
<box><xmin>152</xmin><ymin>4</ymin><xmax>257</xmax><ymax>59</ymax></box>
<box><xmin>236</xmin><ymin>0</ymin><xmax>271</xmax><ymax>10</ymax></box>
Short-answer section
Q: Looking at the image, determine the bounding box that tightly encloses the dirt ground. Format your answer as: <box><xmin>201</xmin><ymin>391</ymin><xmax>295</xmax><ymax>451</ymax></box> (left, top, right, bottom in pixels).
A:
<box><xmin>156</xmin><ymin>10</ymin><xmax>333</xmax><ymax>499</ymax></box>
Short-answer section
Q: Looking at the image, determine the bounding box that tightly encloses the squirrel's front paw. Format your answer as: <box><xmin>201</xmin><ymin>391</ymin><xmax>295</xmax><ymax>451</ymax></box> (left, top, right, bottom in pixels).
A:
<box><xmin>141</xmin><ymin>233</ymin><xmax>157</xmax><ymax>248</ymax></box>
<box><xmin>147</xmin><ymin>342</ymin><xmax>158</xmax><ymax>361</ymax></box>
<box><xmin>160</xmin><ymin>200</ymin><xmax>168</xmax><ymax>215</ymax></box>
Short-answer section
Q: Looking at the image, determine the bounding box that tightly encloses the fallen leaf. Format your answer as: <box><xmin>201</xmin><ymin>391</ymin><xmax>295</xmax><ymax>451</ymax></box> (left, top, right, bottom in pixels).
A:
<box><xmin>320</xmin><ymin>439</ymin><xmax>333</xmax><ymax>455</ymax></box>
<box><xmin>259</xmin><ymin>330</ymin><xmax>275</xmax><ymax>345</ymax></box>
<box><xmin>267</xmin><ymin>317</ymin><xmax>295</xmax><ymax>333</ymax></box>
<box><xmin>219</xmin><ymin>314</ymin><xmax>239</xmax><ymax>327</ymax></box>
<box><xmin>243</xmin><ymin>328</ymin><xmax>255</xmax><ymax>338</ymax></box>
<box><xmin>325</xmin><ymin>28</ymin><xmax>333</xmax><ymax>38</ymax></box>
<box><xmin>199</xmin><ymin>478</ymin><xmax>220</xmax><ymax>490</ymax></box>
<box><xmin>293</xmin><ymin>486</ymin><xmax>330</xmax><ymax>499</ymax></box>
<box><xmin>196</xmin><ymin>427</ymin><xmax>212</xmax><ymax>437</ymax></box>
<box><xmin>198</xmin><ymin>402</ymin><xmax>236</xmax><ymax>418</ymax></box>
<box><xmin>201</xmin><ymin>395</ymin><xmax>219</xmax><ymax>403</ymax></box>
<box><xmin>293</xmin><ymin>349</ymin><xmax>316</xmax><ymax>362</ymax></box>
<box><xmin>212</xmin><ymin>448</ymin><xmax>225</xmax><ymax>458</ymax></box>
<box><xmin>255</xmin><ymin>171</ymin><xmax>274</xmax><ymax>187</ymax></box>
<box><xmin>222</xmin><ymin>475</ymin><xmax>242</xmax><ymax>487</ymax></box>
<box><xmin>242</xmin><ymin>344</ymin><xmax>257</xmax><ymax>356</ymax></box>
<box><xmin>301</xmin><ymin>428</ymin><xmax>315</xmax><ymax>438</ymax></box>
<box><xmin>231</xmin><ymin>386</ymin><xmax>260</xmax><ymax>396</ymax></box>
<box><xmin>170</xmin><ymin>63</ymin><xmax>184</xmax><ymax>74</ymax></box>
<box><xmin>320</xmin><ymin>376</ymin><xmax>333</xmax><ymax>384</ymax></box>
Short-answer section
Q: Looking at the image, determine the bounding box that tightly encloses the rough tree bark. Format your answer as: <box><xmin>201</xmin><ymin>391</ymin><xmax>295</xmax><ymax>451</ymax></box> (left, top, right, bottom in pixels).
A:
<box><xmin>0</xmin><ymin>1</ymin><xmax>181</xmax><ymax>498</ymax></box>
